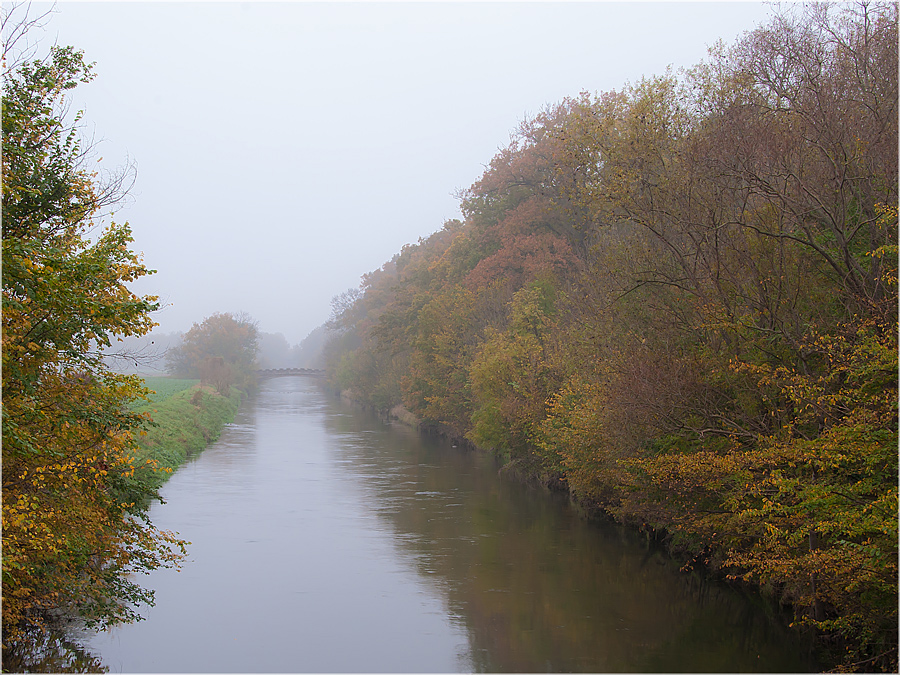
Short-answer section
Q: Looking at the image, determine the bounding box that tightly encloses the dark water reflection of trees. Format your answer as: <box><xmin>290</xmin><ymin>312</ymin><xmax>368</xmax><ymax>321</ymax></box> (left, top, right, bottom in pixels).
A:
<box><xmin>324</xmin><ymin>404</ymin><xmax>819</xmax><ymax>673</ymax></box>
<box><xmin>2</xmin><ymin>628</ymin><xmax>106</xmax><ymax>673</ymax></box>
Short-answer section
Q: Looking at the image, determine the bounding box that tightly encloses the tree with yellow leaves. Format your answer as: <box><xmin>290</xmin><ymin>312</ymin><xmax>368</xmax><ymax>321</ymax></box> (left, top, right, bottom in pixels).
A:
<box><xmin>2</xmin><ymin>13</ymin><xmax>187</xmax><ymax>660</ymax></box>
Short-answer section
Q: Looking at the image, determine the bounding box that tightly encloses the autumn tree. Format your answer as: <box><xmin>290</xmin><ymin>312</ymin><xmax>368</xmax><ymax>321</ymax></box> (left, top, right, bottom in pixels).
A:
<box><xmin>166</xmin><ymin>312</ymin><xmax>260</xmax><ymax>393</ymax></box>
<box><xmin>321</xmin><ymin>5</ymin><xmax>896</xmax><ymax>668</ymax></box>
<box><xmin>555</xmin><ymin>4</ymin><xmax>898</xmax><ymax>668</ymax></box>
<box><xmin>469</xmin><ymin>279</ymin><xmax>564</xmax><ymax>463</ymax></box>
<box><xmin>2</xmin><ymin>13</ymin><xmax>187</xmax><ymax>659</ymax></box>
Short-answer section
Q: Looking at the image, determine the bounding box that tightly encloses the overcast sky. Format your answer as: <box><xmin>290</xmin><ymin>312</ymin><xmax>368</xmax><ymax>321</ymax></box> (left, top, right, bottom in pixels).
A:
<box><xmin>25</xmin><ymin>1</ymin><xmax>773</xmax><ymax>345</ymax></box>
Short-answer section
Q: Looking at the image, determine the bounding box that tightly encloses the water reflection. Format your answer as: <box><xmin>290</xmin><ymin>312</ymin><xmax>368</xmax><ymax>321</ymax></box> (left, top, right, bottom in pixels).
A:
<box><xmin>86</xmin><ymin>379</ymin><xmax>471</xmax><ymax>673</ymax></box>
<box><xmin>321</xmin><ymin>395</ymin><xmax>818</xmax><ymax>673</ymax></box>
<box><xmin>2</xmin><ymin>628</ymin><xmax>106</xmax><ymax>673</ymax></box>
<box><xmin>79</xmin><ymin>378</ymin><xmax>816</xmax><ymax>673</ymax></box>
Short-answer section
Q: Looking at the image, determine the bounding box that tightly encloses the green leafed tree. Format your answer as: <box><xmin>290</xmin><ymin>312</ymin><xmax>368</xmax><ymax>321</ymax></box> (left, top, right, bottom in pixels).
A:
<box><xmin>2</xmin><ymin>9</ymin><xmax>187</xmax><ymax>661</ymax></box>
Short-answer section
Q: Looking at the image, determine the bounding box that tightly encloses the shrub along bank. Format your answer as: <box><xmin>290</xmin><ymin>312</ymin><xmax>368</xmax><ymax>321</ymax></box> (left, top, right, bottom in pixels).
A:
<box><xmin>133</xmin><ymin>378</ymin><xmax>243</xmax><ymax>490</ymax></box>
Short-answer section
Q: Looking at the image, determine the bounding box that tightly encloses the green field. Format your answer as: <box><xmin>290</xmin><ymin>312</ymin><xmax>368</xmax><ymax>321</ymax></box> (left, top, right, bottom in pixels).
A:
<box><xmin>141</xmin><ymin>377</ymin><xmax>200</xmax><ymax>403</ymax></box>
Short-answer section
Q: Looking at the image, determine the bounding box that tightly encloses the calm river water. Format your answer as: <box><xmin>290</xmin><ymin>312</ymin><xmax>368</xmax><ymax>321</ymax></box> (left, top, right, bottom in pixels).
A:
<box><xmin>84</xmin><ymin>377</ymin><xmax>817</xmax><ymax>672</ymax></box>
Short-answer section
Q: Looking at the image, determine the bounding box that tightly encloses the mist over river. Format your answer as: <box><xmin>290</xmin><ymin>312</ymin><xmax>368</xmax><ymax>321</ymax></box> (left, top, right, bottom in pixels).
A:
<box><xmin>85</xmin><ymin>377</ymin><xmax>817</xmax><ymax>673</ymax></box>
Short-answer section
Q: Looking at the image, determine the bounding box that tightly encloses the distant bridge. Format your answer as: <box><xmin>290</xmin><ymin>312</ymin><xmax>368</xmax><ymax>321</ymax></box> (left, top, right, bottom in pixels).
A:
<box><xmin>254</xmin><ymin>368</ymin><xmax>325</xmax><ymax>379</ymax></box>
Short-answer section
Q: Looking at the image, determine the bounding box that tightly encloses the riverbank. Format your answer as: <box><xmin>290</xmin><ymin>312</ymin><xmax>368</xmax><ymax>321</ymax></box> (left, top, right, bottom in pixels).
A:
<box><xmin>335</xmin><ymin>388</ymin><xmax>828</xmax><ymax>663</ymax></box>
<box><xmin>134</xmin><ymin>379</ymin><xmax>243</xmax><ymax>490</ymax></box>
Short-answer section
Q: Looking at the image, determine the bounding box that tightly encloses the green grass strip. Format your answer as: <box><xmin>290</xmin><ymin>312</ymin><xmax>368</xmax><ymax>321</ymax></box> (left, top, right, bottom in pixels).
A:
<box><xmin>141</xmin><ymin>377</ymin><xmax>201</xmax><ymax>404</ymax></box>
<box><xmin>132</xmin><ymin>383</ymin><xmax>242</xmax><ymax>490</ymax></box>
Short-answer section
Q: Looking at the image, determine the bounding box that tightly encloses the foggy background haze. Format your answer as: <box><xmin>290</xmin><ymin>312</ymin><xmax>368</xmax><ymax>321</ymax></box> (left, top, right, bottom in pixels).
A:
<box><xmin>29</xmin><ymin>1</ymin><xmax>772</xmax><ymax>348</ymax></box>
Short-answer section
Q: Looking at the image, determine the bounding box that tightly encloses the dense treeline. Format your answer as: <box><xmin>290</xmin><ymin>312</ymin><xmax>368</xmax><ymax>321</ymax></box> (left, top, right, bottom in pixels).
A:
<box><xmin>1</xmin><ymin>10</ymin><xmax>188</xmax><ymax>661</ymax></box>
<box><xmin>324</xmin><ymin>4</ymin><xmax>898</xmax><ymax>671</ymax></box>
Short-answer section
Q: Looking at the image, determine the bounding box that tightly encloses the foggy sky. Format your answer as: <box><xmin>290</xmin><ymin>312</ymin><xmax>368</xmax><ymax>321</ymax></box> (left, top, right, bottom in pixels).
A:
<box><xmin>31</xmin><ymin>1</ymin><xmax>772</xmax><ymax>345</ymax></box>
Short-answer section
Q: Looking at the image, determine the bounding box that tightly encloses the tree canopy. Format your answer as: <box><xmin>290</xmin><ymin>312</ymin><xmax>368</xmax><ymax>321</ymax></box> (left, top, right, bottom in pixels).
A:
<box><xmin>165</xmin><ymin>311</ymin><xmax>259</xmax><ymax>393</ymax></box>
<box><xmin>2</xmin><ymin>17</ymin><xmax>187</xmax><ymax>659</ymax></box>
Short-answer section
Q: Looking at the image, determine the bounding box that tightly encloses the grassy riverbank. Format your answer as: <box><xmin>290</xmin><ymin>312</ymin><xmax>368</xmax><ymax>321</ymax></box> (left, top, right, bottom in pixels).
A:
<box><xmin>134</xmin><ymin>377</ymin><xmax>243</xmax><ymax>490</ymax></box>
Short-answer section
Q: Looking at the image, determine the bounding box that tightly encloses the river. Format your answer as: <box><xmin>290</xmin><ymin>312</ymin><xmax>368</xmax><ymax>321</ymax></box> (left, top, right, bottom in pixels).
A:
<box><xmin>83</xmin><ymin>377</ymin><xmax>817</xmax><ymax>672</ymax></box>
